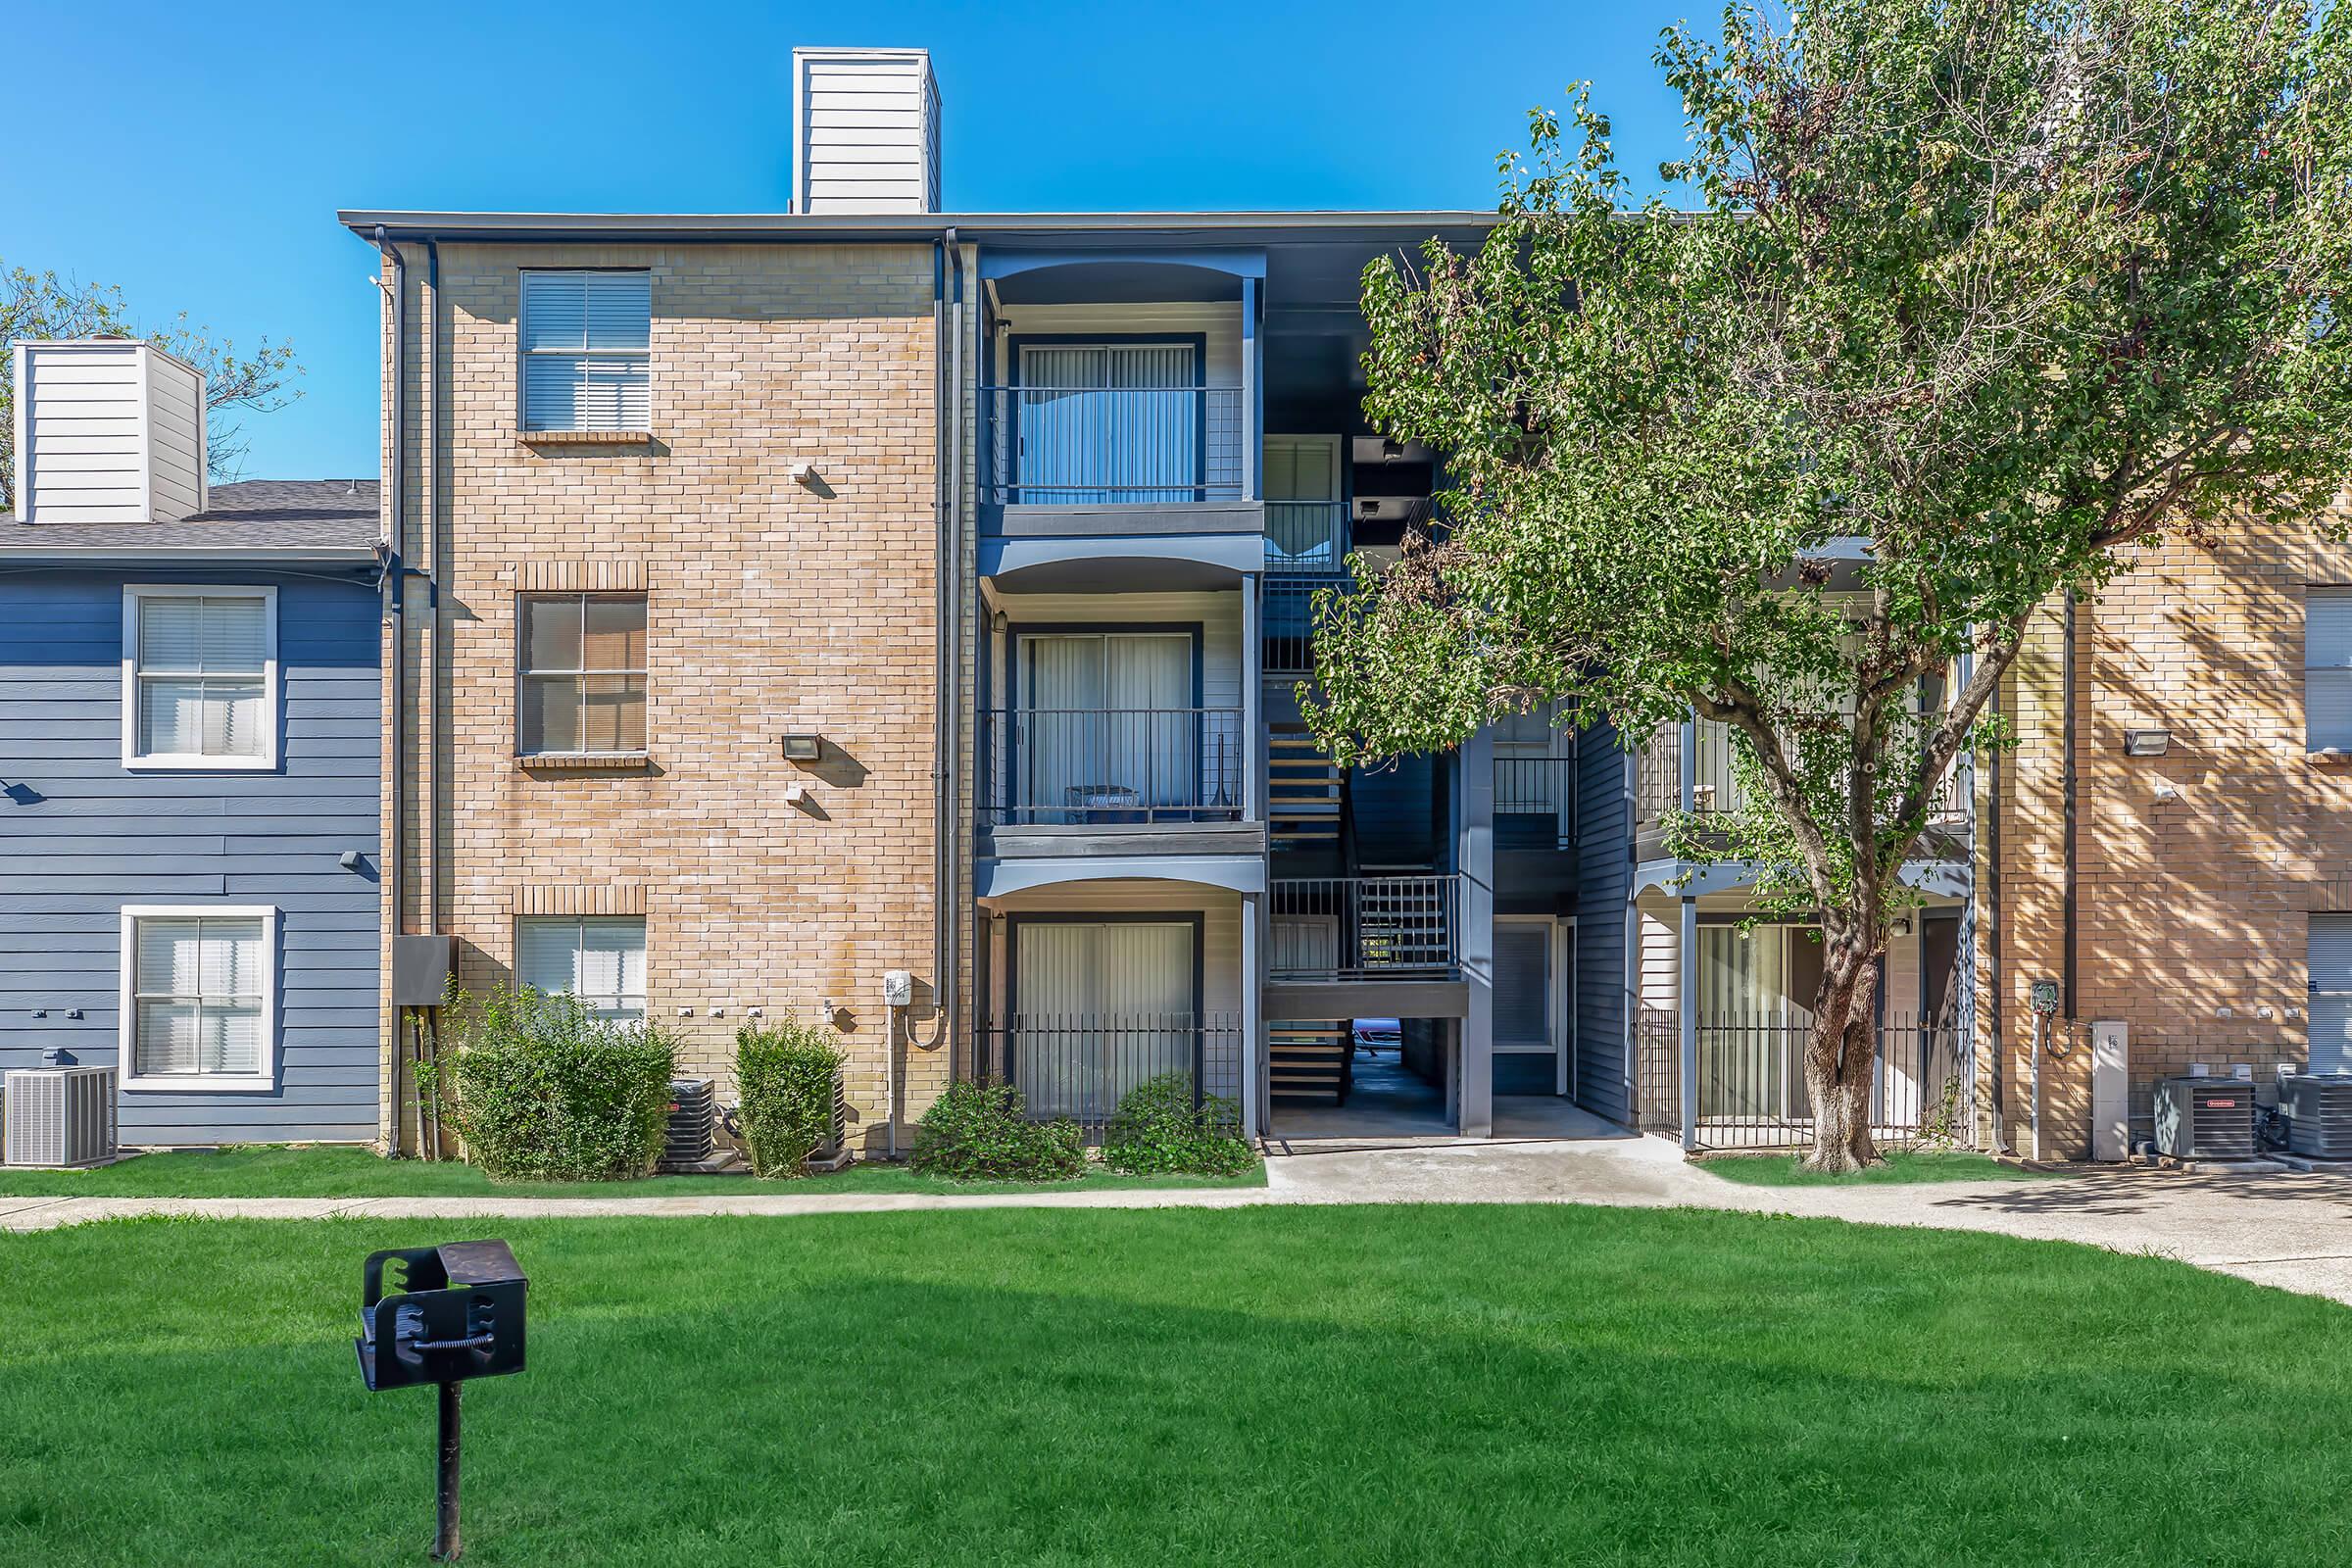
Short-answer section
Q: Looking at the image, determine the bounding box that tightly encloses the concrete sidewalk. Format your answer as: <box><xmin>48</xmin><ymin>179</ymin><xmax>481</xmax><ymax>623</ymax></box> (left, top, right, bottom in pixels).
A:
<box><xmin>6</xmin><ymin>1135</ymin><xmax>2350</xmax><ymax>1306</ymax></box>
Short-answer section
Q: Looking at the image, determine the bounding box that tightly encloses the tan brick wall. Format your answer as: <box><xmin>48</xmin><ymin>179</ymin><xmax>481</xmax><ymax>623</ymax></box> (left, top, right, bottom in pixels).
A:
<box><xmin>377</xmin><ymin>241</ymin><xmax>975</xmax><ymax>1155</ymax></box>
<box><xmin>1982</xmin><ymin>511</ymin><xmax>2345</xmax><ymax>1154</ymax></box>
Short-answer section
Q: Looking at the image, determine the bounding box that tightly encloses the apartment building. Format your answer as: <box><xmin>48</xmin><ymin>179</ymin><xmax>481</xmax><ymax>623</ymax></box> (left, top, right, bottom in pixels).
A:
<box><xmin>2</xmin><ymin>340</ymin><xmax>382</xmax><ymax>1147</ymax></box>
<box><xmin>347</xmin><ymin>46</ymin><xmax>1644</xmax><ymax>1152</ymax></box>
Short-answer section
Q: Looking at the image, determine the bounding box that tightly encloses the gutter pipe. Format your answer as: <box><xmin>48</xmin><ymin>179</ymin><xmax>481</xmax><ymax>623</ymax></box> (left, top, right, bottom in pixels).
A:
<box><xmin>374</xmin><ymin>227</ymin><xmax>407</xmax><ymax>1158</ymax></box>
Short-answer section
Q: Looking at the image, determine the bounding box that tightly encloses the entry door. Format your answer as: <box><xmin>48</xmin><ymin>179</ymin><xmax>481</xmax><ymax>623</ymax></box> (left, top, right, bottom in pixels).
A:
<box><xmin>1017</xmin><ymin>344</ymin><xmax>1198</xmax><ymax>504</ymax></box>
<box><xmin>1013</xmin><ymin>920</ymin><xmax>1197</xmax><ymax>1118</ymax></box>
<box><xmin>1020</xmin><ymin>632</ymin><xmax>1195</xmax><ymax>819</ymax></box>
<box><xmin>1495</xmin><ymin>918</ymin><xmax>1570</xmax><ymax>1094</ymax></box>
<box><xmin>1264</xmin><ymin>434</ymin><xmax>1342</xmax><ymax>568</ymax></box>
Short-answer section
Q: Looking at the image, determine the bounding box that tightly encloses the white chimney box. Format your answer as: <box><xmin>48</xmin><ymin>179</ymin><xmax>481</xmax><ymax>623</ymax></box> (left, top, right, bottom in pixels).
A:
<box><xmin>12</xmin><ymin>339</ymin><xmax>207</xmax><ymax>524</ymax></box>
<box><xmin>791</xmin><ymin>47</ymin><xmax>941</xmax><ymax>216</ymax></box>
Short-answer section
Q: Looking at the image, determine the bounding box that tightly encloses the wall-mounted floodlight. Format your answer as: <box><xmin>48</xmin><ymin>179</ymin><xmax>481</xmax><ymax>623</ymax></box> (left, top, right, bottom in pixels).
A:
<box><xmin>780</xmin><ymin>735</ymin><xmax>821</xmax><ymax>761</ymax></box>
<box><xmin>2123</xmin><ymin>728</ymin><xmax>2171</xmax><ymax>757</ymax></box>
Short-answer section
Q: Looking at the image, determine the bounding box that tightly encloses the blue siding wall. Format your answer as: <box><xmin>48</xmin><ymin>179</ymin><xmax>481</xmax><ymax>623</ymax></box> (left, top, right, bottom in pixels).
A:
<box><xmin>0</xmin><ymin>569</ymin><xmax>381</xmax><ymax>1145</ymax></box>
<box><xmin>1573</xmin><ymin>719</ymin><xmax>1631</xmax><ymax>1121</ymax></box>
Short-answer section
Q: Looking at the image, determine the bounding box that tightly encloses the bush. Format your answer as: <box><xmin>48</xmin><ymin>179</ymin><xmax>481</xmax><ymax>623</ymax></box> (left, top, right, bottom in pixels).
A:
<box><xmin>734</xmin><ymin>1020</ymin><xmax>846</xmax><ymax>1177</ymax></box>
<box><xmin>438</xmin><ymin>983</ymin><xmax>676</xmax><ymax>1183</ymax></box>
<box><xmin>909</xmin><ymin>1080</ymin><xmax>1086</xmax><ymax>1183</ymax></box>
<box><xmin>1102</xmin><ymin>1072</ymin><xmax>1257</xmax><ymax>1176</ymax></box>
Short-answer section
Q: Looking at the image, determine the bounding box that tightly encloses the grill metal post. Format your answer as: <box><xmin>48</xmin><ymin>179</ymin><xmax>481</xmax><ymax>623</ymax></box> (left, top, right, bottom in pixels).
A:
<box><xmin>433</xmin><ymin>1380</ymin><xmax>463</xmax><ymax>1561</ymax></box>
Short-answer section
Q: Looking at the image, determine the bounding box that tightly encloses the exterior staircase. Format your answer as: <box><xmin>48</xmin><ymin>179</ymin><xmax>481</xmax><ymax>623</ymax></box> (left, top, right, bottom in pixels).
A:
<box><xmin>1270</xmin><ymin>1020</ymin><xmax>1349</xmax><ymax>1104</ymax></box>
<box><xmin>1269</xmin><ymin>730</ymin><xmax>1341</xmax><ymax>850</ymax></box>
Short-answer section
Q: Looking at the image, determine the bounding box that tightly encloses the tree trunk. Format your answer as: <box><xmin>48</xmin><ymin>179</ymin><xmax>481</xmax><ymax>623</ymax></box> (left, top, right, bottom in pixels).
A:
<box><xmin>1802</xmin><ymin>953</ymin><xmax>1882</xmax><ymax>1173</ymax></box>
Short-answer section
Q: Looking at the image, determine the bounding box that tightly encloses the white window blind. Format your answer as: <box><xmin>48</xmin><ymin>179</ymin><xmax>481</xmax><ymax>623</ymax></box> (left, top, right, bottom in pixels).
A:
<box><xmin>517</xmin><ymin>916</ymin><xmax>647</xmax><ymax>1020</ymax></box>
<box><xmin>131</xmin><ymin>592</ymin><xmax>270</xmax><ymax>761</ymax></box>
<box><xmin>521</xmin><ymin>271</ymin><xmax>651</xmax><ymax>431</ymax></box>
<box><xmin>132</xmin><ymin>916</ymin><xmax>267</xmax><ymax>1078</ymax></box>
<box><xmin>2309</xmin><ymin>589</ymin><xmax>2352</xmax><ymax>752</ymax></box>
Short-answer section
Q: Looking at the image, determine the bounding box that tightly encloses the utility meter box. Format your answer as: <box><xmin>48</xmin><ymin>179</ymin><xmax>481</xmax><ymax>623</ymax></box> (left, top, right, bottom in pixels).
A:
<box><xmin>882</xmin><ymin>969</ymin><xmax>914</xmax><ymax>1007</ymax></box>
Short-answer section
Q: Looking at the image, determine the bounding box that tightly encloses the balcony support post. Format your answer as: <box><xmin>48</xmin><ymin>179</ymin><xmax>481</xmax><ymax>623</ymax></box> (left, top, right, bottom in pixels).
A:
<box><xmin>1457</xmin><ymin>729</ymin><xmax>1495</xmax><ymax>1138</ymax></box>
<box><xmin>1678</xmin><ymin>712</ymin><xmax>1696</xmax><ymax>814</ymax></box>
<box><xmin>1241</xmin><ymin>275</ymin><xmax>1261</xmax><ymax>502</ymax></box>
<box><xmin>1243</xmin><ymin>573</ymin><xmax>1263</xmax><ymax>824</ymax></box>
<box><xmin>1241</xmin><ymin>888</ymin><xmax>1263</xmax><ymax>1140</ymax></box>
<box><xmin>1679</xmin><ymin>894</ymin><xmax>1699</xmax><ymax>1151</ymax></box>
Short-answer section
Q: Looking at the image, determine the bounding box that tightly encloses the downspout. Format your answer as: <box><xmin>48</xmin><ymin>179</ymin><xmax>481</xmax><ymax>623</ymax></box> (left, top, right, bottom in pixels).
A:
<box><xmin>374</xmin><ymin>227</ymin><xmax>407</xmax><ymax>1159</ymax></box>
<box><xmin>1986</xmin><ymin>653</ymin><xmax>2007</xmax><ymax>1151</ymax></box>
<box><xmin>2062</xmin><ymin>592</ymin><xmax>2079</xmax><ymax>1023</ymax></box>
<box><xmin>423</xmin><ymin>239</ymin><xmax>443</xmax><ymax>944</ymax></box>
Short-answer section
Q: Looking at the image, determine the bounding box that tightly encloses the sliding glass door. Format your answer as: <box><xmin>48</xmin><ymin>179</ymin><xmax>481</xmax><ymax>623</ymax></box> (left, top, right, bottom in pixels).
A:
<box><xmin>1016</xmin><ymin>343</ymin><xmax>1199</xmax><ymax>504</ymax></box>
<box><xmin>1012</xmin><ymin>920</ymin><xmax>1197</xmax><ymax>1120</ymax></box>
<box><xmin>1018</xmin><ymin>632</ymin><xmax>1198</xmax><ymax>821</ymax></box>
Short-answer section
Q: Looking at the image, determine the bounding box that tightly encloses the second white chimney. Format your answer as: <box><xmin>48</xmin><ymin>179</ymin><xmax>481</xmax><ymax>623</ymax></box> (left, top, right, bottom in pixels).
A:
<box><xmin>791</xmin><ymin>47</ymin><xmax>941</xmax><ymax>216</ymax></box>
<box><xmin>12</xmin><ymin>339</ymin><xmax>206</xmax><ymax>524</ymax></box>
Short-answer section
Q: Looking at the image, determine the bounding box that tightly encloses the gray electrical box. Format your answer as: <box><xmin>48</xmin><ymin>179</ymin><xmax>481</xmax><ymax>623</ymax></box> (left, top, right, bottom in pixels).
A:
<box><xmin>392</xmin><ymin>934</ymin><xmax>456</xmax><ymax>1007</ymax></box>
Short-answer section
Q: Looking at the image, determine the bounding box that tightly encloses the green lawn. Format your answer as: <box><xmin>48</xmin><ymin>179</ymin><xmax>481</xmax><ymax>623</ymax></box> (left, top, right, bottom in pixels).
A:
<box><xmin>0</xmin><ymin>1144</ymin><xmax>1263</xmax><ymax>1199</ymax></box>
<box><xmin>3</xmin><ymin>1209</ymin><xmax>2346</xmax><ymax>1567</ymax></box>
<box><xmin>1699</xmin><ymin>1150</ymin><xmax>2069</xmax><ymax>1187</ymax></box>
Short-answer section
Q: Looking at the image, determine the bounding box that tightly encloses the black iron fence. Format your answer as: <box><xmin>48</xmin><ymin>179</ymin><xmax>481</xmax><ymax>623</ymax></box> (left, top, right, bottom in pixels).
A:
<box><xmin>978</xmin><ymin>1011</ymin><xmax>1245</xmax><ymax>1139</ymax></box>
<box><xmin>982</xmin><ymin>385</ymin><xmax>1245</xmax><ymax>505</ymax></box>
<box><xmin>1269</xmin><ymin>875</ymin><xmax>1461</xmax><ymax>980</ymax></box>
<box><xmin>978</xmin><ymin>707</ymin><xmax>1245</xmax><ymax>826</ymax></box>
<box><xmin>1694</xmin><ymin>1011</ymin><xmax>1971</xmax><ymax>1149</ymax></box>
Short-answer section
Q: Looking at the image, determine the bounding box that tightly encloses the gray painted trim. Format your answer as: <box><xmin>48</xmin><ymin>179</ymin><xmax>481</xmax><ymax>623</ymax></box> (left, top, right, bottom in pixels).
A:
<box><xmin>341</xmin><ymin>211</ymin><xmax>1508</xmax><ymax>243</ymax></box>
<box><xmin>978</xmin><ymin>532</ymin><xmax>1264</xmax><ymax>587</ymax></box>
<box><xmin>0</xmin><ymin>546</ymin><xmax>379</xmax><ymax>564</ymax></box>
<box><xmin>979</xmin><ymin>855</ymin><xmax>1266</xmax><ymax>898</ymax></box>
<box><xmin>1266</xmin><ymin>979</ymin><xmax>1470</xmax><ymax>1021</ymax></box>
<box><xmin>989</xmin><ymin>501</ymin><xmax>1265</xmax><ymax>538</ymax></box>
<box><xmin>984</xmin><ymin>823</ymin><xmax>1264</xmax><ymax>858</ymax></box>
<box><xmin>1632</xmin><ymin>857</ymin><xmax>1972</xmax><ymax>900</ymax></box>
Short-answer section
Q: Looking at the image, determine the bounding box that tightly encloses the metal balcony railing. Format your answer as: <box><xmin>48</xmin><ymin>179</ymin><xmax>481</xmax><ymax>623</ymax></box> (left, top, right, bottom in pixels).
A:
<box><xmin>1269</xmin><ymin>875</ymin><xmax>1462</xmax><ymax>981</ymax></box>
<box><xmin>1634</xmin><ymin>718</ymin><xmax>1971</xmax><ymax>832</ymax></box>
<box><xmin>978</xmin><ymin>708</ymin><xmax>1246</xmax><ymax>826</ymax></box>
<box><xmin>1494</xmin><ymin>754</ymin><xmax>1576</xmax><ymax>847</ymax></box>
<box><xmin>1693</xmin><ymin>1011</ymin><xmax>1971</xmax><ymax>1149</ymax></box>
<box><xmin>982</xmin><ymin>385</ymin><xmax>1245</xmax><ymax>505</ymax></box>
<box><xmin>979</xmin><ymin>1011</ymin><xmax>1245</xmax><ymax>1139</ymax></box>
<box><xmin>1265</xmin><ymin>501</ymin><xmax>1348</xmax><ymax>572</ymax></box>
<box><xmin>1262</xmin><ymin>573</ymin><xmax>1348</xmax><ymax>679</ymax></box>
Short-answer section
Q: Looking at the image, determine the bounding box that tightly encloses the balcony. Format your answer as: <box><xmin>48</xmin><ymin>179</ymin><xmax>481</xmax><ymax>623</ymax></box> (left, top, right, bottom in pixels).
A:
<box><xmin>1637</xmin><ymin>1009</ymin><xmax>1971</xmax><ymax>1150</ymax></box>
<box><xmin>982</xmin><ymin>384</ymin><xmax>1246</xmax><ymax>507</ymax></box>
<box><xmin>1494</xmin><ymin>754</ymin><xmax>1576</xmax><ymax>851</ymax></box>
<box><xmin>978</xmin><ymin>1011</ymin><xmax>1245</xmax><ymax>1141</ymax></box>
<box><xmin>979</xmin><ymin>707</ymin><xmax>1249</xmax><ymax>829</ymax></box>
<box><xmin>1265</xmin><ymin>501</ymin><xmax>1348</xmax><ymax>573</ymax></box>
<box><xmin>1635</xmin><ymin>717</ymin><xmax>1969</xmax><ymax>856</ymax></box>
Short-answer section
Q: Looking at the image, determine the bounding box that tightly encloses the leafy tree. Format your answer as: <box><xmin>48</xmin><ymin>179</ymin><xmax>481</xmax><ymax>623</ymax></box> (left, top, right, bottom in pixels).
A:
<box><xmin>1309</xmin><ymin>0</ymin><xmax>2352</xmax><ymax>1168</ymax></box>
<box><xmin>0</xmin><ymin>261</ymin><xmax>302</xmax><ymax>511</ymax></box>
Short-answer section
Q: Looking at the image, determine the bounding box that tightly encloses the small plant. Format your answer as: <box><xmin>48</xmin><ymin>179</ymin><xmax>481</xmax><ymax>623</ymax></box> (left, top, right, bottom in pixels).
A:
<box><xmin>734</xmin><ymin>1019</ymin><xmax>846</xmax><ymax>1177</ymax></box>
<box><xmin>1102</xmin><ymin>1072</ymin><xmax>1256</xmax><ymax>1177</ymax></box>
<box><xmin>909</xmin><ymin>1080</ymin><xmax>1085</xmax><ymax>1183</ymax></box>
<box><xmin>1914</xmin><ymin>1074</ymin><xmax>1966</xmax><ymax>1152</ymax></box>
<box><xmin>437</xmin><ymin>982</ymin><xmax>677</xmax><ymax>1183</ymax></box>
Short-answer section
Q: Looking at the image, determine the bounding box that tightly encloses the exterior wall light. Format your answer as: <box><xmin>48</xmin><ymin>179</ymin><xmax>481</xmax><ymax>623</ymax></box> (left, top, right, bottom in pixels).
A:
<box><xmin>780</xmin><ymin>734</ymin><xmax>822</xmax><ymax>761</ymax></box>
<box><xmin>2123</xmin><ymin>728</ymin><xmax>2171</xmax><ymax>756</ymax></box>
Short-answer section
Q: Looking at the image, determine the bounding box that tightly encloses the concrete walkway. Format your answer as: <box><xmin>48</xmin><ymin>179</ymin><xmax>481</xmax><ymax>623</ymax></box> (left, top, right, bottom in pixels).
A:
<box><xmin>6</xmin><ymin>1132</ymin><xmax>2350</xmax><ymax>1306</ymax></box>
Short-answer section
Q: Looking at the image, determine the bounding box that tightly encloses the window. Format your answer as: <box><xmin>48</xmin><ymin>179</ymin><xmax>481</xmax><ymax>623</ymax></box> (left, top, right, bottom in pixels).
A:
<box><xmin>516</xmin><ymin>916</ymin><xmax>647</xmax><ymax>1020</ymax></box>
<box><xmin>122</xmin><ymin>586</ymin><xmax>276</xmax><ymax>768</ymax></box>
<box><xmin>520</xmin><ymin>270</ymin><xmax>651</xmax><ymax>431</ymax></box>
<box><xmin>119</xmin><ymin>906</ymin><xmax>276</xmax><ymax>1090</ymax></box>
<box><xmin>518</xmin><ymin>594</ymin><xmax>647</xmax><ymax>755</ymax></box>
<box><xmin>2311</xmin><ymin>916</ymin><xmax>2352</xmax><ymax>1075</ymax></box>
<box><xmin>2309</xmin><ymin>588</ymin><xmax>2352</xmax><ymax>752</ymax></box>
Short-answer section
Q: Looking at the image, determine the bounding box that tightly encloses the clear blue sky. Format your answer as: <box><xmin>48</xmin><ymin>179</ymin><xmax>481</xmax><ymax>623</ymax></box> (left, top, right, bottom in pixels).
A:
<box><xmin>6</xmin><ymin>0</ymin><xmax>1703</xmax><ymax>482</ymax></box>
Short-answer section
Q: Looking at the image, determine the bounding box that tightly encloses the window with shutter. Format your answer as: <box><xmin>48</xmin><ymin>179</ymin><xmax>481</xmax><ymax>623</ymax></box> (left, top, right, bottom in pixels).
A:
<box><xmin>2309</xmin><ymin>589</ymin><xmax>2352</xmax><ymax>752</ymax></box>
<box><xmin>520</xmin><ymin>270</ymin><xmax>652</xmax><ymax>431</ymax></box>
<box><xmin>120</xmin><ymin>906</ymin><xmax>276</xmax><ymax>1089</ymax></box>
<box><xmin>516</xmin><ymin>916</ymin><xmax>647</xmax><ymax>1020</ymax></box>
<box><xmin>123</xmin><ymin>587</ymin><xmax>276</xmax><ymax>768</ymax></box>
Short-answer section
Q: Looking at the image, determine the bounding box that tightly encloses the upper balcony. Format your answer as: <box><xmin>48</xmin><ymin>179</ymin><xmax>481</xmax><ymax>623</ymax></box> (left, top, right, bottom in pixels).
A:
<box><xmin>975</xmin><ymin>251</ymin><xmax>1267</xmax><ymax>590</ymax></box>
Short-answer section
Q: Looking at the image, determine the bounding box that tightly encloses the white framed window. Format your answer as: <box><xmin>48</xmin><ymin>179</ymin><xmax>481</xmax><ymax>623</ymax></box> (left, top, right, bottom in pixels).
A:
<box><xmin>516</xmin><ymin>916</ymin><xmax>647</xmax><ymax>1021</ymax></box>
<box><xmin>520</xmin><ymin>270</ymin><xmax>651</xmax><ymax>432</ymax></box>
<box><xmin>121</xmin><ymin>586</ymin><xmax>278</xmax><ymax>769</ymax></box>
<box><xmin>2309</xmin><ymin>587</ymin><xmax>2352</xmax><ymax>753</ymax></box>
<box><xmin>517</xmin><ymin>593</ymin><xmax>648</xmax><ymax>755</ymax></box>
<box><xmin>118</xmin><ymin>905</ymin><xmax>278</xmax><ymax>1091</ymax></box>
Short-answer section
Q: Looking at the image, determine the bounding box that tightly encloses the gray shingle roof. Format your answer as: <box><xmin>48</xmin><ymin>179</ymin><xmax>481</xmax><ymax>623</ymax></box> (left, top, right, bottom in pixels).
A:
<box><xmin>3</xmin><ymin>480</ymin><xmax>380</xmax><ymax>556</ymax></box>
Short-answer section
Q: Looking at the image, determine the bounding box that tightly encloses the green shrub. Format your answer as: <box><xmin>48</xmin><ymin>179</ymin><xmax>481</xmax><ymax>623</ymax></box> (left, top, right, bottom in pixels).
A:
<box><xmin>438</xmin><ymin>983</ymin><xmax>676</xmax><ymax>1183</ymax></box>
<box><xmin>734</xmin><ymin>1020</ymin><xmax>846</xmax><ymax>1177</ymax></box>
<box><xmin>1102</xmin><ymin>1072</ymin><xmax>1257</xmax><ymax>1176</ymax></box>
<box><xmin>909</xmin><ymin>1080</ymin><xmax>1085</xmax><ymax>1183</ymax></box>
